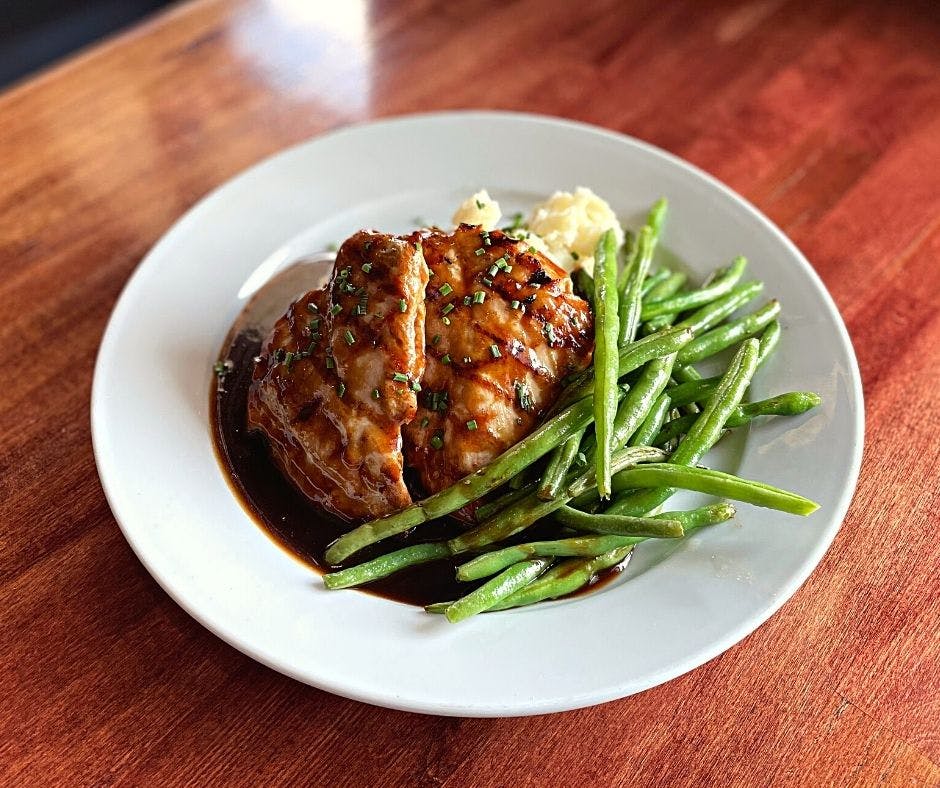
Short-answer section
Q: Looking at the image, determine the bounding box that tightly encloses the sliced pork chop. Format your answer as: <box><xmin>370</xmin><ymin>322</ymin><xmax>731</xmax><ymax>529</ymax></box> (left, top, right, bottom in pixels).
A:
<box><xmin>404</xmin><ymin>225</ymin><xmax>594</xmax><ymax>494</ymax></box>
<box><xmin>247</xmin><ymin>231</ymin><xmax>427</xmax><ymax>521</ymax></box>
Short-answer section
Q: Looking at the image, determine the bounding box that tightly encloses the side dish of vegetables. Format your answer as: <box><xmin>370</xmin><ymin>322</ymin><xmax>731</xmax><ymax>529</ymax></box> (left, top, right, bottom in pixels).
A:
<box><xmin>322</xmin><ymin>199</ymin><xmax>821</xmax><ymax>623</ymax></box>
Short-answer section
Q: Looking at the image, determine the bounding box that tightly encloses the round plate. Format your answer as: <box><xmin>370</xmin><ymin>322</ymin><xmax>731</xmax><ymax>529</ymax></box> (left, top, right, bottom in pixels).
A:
<box><xmin>92</xmin><ymin>111</ymin><xmax>863</xmax><ymax>716</ymax></box>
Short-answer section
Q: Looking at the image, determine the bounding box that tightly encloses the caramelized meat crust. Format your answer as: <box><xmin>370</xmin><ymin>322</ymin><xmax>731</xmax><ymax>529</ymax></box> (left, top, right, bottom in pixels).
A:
<box><xmin>248</xmin><ymin>225</ymin><xmax>593</xmax><ymax>522</ymax></box>
<box><xmin>247</xmin><ymin>232</ymin><xmax>427</xmax><ymax>521</ymax></box>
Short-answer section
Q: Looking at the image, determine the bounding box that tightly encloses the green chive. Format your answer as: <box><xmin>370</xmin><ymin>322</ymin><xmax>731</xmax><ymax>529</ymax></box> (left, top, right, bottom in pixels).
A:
<box><xmin>392</xmin><ymin>372</ymin><xmax>408</xmax><ymax>383</ymax></box>
<box><xmin>411</xmin><ymin>381</ymin><xmax>422</xmax><ymax>392</ymax></box>
<box><xmin>326</xmin><ymin>356</ymin><xmax>335</xmax><ymax>369</ymax></box>
<box><xmin>432</xmin><ymin>334</ymin><xmax>442</xmax><ymax>346</ymax></box>
<box><xmin>344</xmin><ymin>329</ymin><xmax>355</xmax><ymax>345</ymax></box>
<box><xmin>488</xmin><ymin>264</ymin><xmax>499</xmax><ymax>277</ymax></box>
<box><xmin>475</xmin><ymin>198</ymin><xmax>484</xmax><ymax>209</ymax></box>
<box><xmin>490</xmin><ymin>344</ymin><xmax>501</xmax><ymax>358</ymax></box>
<box><xmin>466</xmin><ymin>419</ymin><xmax>478</xmax><ymax>431</ymax></box>
<box><xmin>510</xmin><ymin>300</ymin><xmax>520</xmax><ymax>310</ymax></box>
<box><xmin>571</xmin><ymin>251</ymin><xmax>580</xmax><ymax>261</ymax></box>
<box><xmin>420</xmin><ymin>417</ymin><xmax>430</xmax><ymax>427</ymax></box>
<box><xmin>399</xmin><ymin>299</ymin><xmax>407</xmax><ymax>313</ymax></box>
<box><xmin>473</xmin><ymin>291</ymin><xmax>486</xmax><ymax>304</ymax></box>
<box><xmin>336</xmin><ymin>382</ymin><xmax>346</xmax><ymax>397</ymax></box>
<box><xmin>439</xmin><ymin>283</ymin><xmax>453</xmax><ymax>296</ymax></box>
<box><xmin>330</xmin><ymin>304</ymin><xmax>342</xmax><ymax>316</ymax></box>
<box><xmin>442</xmin><ymin>316</ymin><xmax>451</xmax><ymax>326</ymax></box>
<box><xmin>441</xmin><ymin>354</ymin><xmax>451</xmax><ymax>364</ymax></box>
<box><xmin>430</xmin><ymin>433</ymin><xmax>444</xmax><ymax>450</ymax></box>
<box><xmin>483</xmin><ymin>277</ymin><xmax>493</xmax><ymax>287</ymax></box>
<box><xmin>372</xmin><ymin>388</ymin><xmax>381</xmax><ymax>399</ymax></box>
<box><xmin>441</xmin><ymin>303</ymin><xmax>455</xmax><ymax>315</ymax></box>
<box><xmin>361</xmin><ymin>262</ymin><xmax>372</xmax><ymax>273</ymax></box>
<box><xmin>306</xmin><ymin>303</ymin><xmax>319</xmax><ymax>313</ymax></box>
<box><xmin>474</xmin><ymin>248</ymin><xmax>485</xmax><ymax>256</ymax></box>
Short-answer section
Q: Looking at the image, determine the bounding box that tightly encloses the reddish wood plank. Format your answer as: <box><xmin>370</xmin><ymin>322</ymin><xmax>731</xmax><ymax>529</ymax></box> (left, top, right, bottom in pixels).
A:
<box><xmin>1</xmin><ymin>0</ymin><xmax>939</xmax><ymax>785</ymax></box>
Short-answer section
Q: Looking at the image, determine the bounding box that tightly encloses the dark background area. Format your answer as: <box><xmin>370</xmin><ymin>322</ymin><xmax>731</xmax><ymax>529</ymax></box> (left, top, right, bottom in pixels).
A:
<box><xmin>0</xmin><ymin>0</ymin><xmax>174</xmax><ymax>87</ymax></box>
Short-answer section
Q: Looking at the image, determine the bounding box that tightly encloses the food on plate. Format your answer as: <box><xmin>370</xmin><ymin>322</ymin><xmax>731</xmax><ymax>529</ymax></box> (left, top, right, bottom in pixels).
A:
<box><xmin>213</xmin><ymin>191</ymin><xmax>823</xmax><ymax>620</ymax></box>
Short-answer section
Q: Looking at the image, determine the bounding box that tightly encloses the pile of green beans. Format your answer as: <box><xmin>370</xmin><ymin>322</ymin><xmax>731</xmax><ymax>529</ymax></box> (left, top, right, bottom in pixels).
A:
<box><xmin>322</xmin><ymin>198</ymin><xmax>823</xmax><ymax>623</ymax></box>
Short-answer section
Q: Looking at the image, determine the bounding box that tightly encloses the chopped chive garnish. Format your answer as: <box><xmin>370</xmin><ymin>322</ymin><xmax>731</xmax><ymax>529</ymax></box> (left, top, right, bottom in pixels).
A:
<box><xmin>571</xmin><ymin>251</ymin><xmax>580</xmax><ymax>261</ymax></box>
<box><xmin>488</xmin><ymin>264</ymin><xmax>499</xmax><ymax>277</ymax></box>
<box><xmin>496</xmin><ymin>257</ymin><xmax>509</xmax><ymax>269</ymax></box>
<box><xmin>306</xmin><ymin>302</ymin><xmax>319</xmax><ymax>313</ymax></box>
<box><xmin>309</xmin><ymin>318</ymin><xmax>321</xmax><ymax>330</ymax></box>
<box><xmin>439</xmin><ymin>283</ymin><xmax>453</xmax><ymax>296</ymax></box>
<box><xmin>466</xmin><ymin>419</ymin><xmax>478</xmax><ymax>431</ymax></box>
<box><xmin>505</xmin><ymin>265</ymin><xmax>513</xmax><ymax>273</ymax></box>
<box><xmin>474</xmin><ymin>248</ymin><xmax>485</xmax><ymax>256</ymax></box>
<box><xmin>336</xmin><ymin>382</ymin><xmax>346</xmax><ymax>397</ymax></box>
<box><xmin>343</xmin><ymin>329</ymin><xmax>355</xmax><ymax>345</ymax></box>
<box><xmin>483</xmin><ymin>277</ymin><xmax>493</xmax><ymax>287</ymax></box>
<box><xmin>441</xmin><ymin>303</ymin><xmax>455</xmax><ymax>315</ymax></box>
<box><xmin>483</xmin><ymin>236</ymin><xmax>492</xmax><ymax>246</ymax></box>
<box><xmin>442</xmin><ymin>316</ymin><xmax>451</xmax><ymax>326</ymax></box>
<box><xmin>472</xmin><ymin>291</ymin><xmax>486</xmax><ymax>304</ymax></box>
<box><xmin>306</xmin><ymin>340</ymin><xmax>317</xmax><ymax>354</ymax></box>
<box><xmin>544</xmin><ymin>324</ymin><xmax>556</xmax><ymax>344</ymax></box>
<box><xmin>527</xmin><ymin>246</ymin><xmax>536</xmax><ymax>254</ymax></box>
<box><xmin>372</xmin><ymin>388</ymin><xmax>381</xmax><ymax>399</ymax></box>
<box><xmin>463</xmin><ymin>295</ymin><xmax>471</xmax><ymax>306</ymax></box>
<box><xmin>330</xmin><ymin>304</ymin><xmax>342</xmax><ymax>316</ymax></box>
<box><xmin>432</xmin><ymin>334</ymin><xmax>442</xmax><ymax>345</ymax></box>
<box><xmin>361</xmin><ymin>262</ymin><xmax>372</xmax><ymax>273</ymax></box>
<box><xmin>392</xmin><ymin>372</ymin><xmax>409</xmax><ymax>383</ymax></box>
<box><xmin>325</xmin><ymin>355</ymin><xmax>335</xmax><ymax>369</ymax></box>
<box><xmin>430</xmin><ymin>433</ymin><xmax>444</xmax><ymax>450</ymax></box>
<box><xmin>490</xmin><ymin>344</ymin><xmax>501</xmax><ymax>358</ymax></box>
<box><xmin>420</xmin><ymin>417</ymin><xmax>430</xmax><ymax>428</ymax></box>
<box><xmin>515</xmin><ymin>380</ymin><xmax>534</xmax><ymax>411</ymax></box>
<box><xmin>411</xmin><ymin>381</ymin><xmax>422</xmax><ymax>392</ymax></box>
<box><xmin>510</xmin><ymin>300</ymin><xmax>520</xmax><ymax>310</ymax></box>
<box><xmin>441</xmin><ymin>354</ymin><xmax>451</xmax><ymax>364</ymax></box>
<box><xmin>399</xmin><ymin>299</ymin><xmax>407</xmax><ymax>312</ymax></box>
<box><xmin>475</xmin><ymin>198</ymin><xmax>485</xmax><ymax>209</ymax></box>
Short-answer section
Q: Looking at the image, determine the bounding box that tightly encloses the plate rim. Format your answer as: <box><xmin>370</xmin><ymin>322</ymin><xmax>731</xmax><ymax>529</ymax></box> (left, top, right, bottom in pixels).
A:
<box><xmin>91</xmin><ymin>110</ymin><xmax>865</xmax><ymax>716</ymax></box>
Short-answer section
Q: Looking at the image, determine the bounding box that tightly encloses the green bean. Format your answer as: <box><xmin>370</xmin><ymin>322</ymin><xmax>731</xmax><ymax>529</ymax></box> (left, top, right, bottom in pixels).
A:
<box><xmin>641</xmin><ymin>268</ymin><xmax>671</xmax><ymax>296</ymax></box>
<box><xmin>491</xmin><ymin>548</ymin><xmax>634</xmax><ymax>610</ymax></box>
<box><xmin>443</xmin><ymin>558</ymin><xmax>552</xmax><ymax>623</ymax></box>
<box><xmin>642</xmin><ymin>271</ymin><xmax>689</xmax><ymax>332</ymax></box>
<box><xmin>557</xmin><ymin>326</ymin><xmax>693</xmax><ymax>407</ymax></box>
<box><xmin>425</xmin><ymin>547</ymin><xmax>636</xmax><ymax>614</ymax></box>
<box><xmin>629</xmin><ymin>391</ymin><xmax>671</xmax><ymax>447</ymax></box>
<box><xmin>758</xmin><ymin>319</ymin><xmax>781</xmax><ymax>362</ymax></box>
<box><xmin>571</xmin><ymin>267</ymin><xmax>595</xmax><ymax>309</ymax></box>
<box><xmin>674</xmin><ymin>280</ymin><xmax>764</xmax><ymax>335</ymax></box>
<box><xmin>322</xmin><ymin>543</ymin><xmax>451</xmax><ymax>589</ymax></box>
<box><xmin>456</xmin><ymin>529</ymin><xmax>680</xmax><ymax>582</ymax></box>
<box><xmin>666</xmin><ymin>325</ymin><xmax>785</xmax><ymax>408</ymax></box>
<box><xmin>618</xmin><ymin>230</ymin><xmax>637</xmax><ymax>289</ymax></box>
<box><xmin>552</xmin><ymin>505</ymin><xmax>685</xmax><ymax>538</ymax></box>
<box><xmin>607</xmin><ymin>339</ymin><xmax>760</xmax><ymax>517</ymax></box>
<box><xmin>618</xmin><ymin>229</ymin><xmax>654</xmax><ymax>345</ymax></box>
<box><xmin>604</xmin><ymin>463</ymin><xmax>818</xmax><ymax>515</ymax></box>
<box><xmin>474</xmin><ymin>481</ymin><xmax>539</xmax><ymax>522</ymax></box>
<box><xmin>640</xmin><ymin>256</ymin><xmax>747</xmax><ymax>320</ymax></box>
<box><xmin>653</xmin><ymin>391</ymin><xmax>822</xmax><ymax>445</ymax></box>
<box><xmin>556</xmin><ymin>501</ymin><xmax>734</xmax><ymax>538</ymax></box>
<box><xmin>324</xmin><ymin>394</ymin><xmax>600</xmax><ymax>564</ymax></box>
<box><xmin>538</xmin><ymin>428</ymin><xmax>587</xmax><ymax>501</ymax></box>
<box><xmin>607</xmin><ymin>353</ymin><xmax>676</xmax><ymax>451</ymax></box>
<box><xmin>672</xmin><ymin>364</ymin><xmax>702</xmax><ymax>383</ymax></box>
<box><xmin>676</xmin><ymin>300</ymin><xmax>781</xmax><ymax>364</ymax></box>
<box><xmin>448</xmin><ymin>445</ymin><xmax>667</xmax><ymax>553</ymax></box>
<box><xmin>594</xmin><ymin>229</ymin><xmax>621</xmax><ymax>499</ymax></box>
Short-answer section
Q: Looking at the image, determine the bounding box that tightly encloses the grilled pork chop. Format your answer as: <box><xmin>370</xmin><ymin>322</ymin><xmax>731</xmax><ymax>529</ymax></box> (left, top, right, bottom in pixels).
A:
<box><xmin>249</xmin><ymin>226</ymin><xmax>593</xmax><ymax>522</ymax></box>
<box><xmin>404</xmin><ymin>226</ymin><xmax>593</xmax><ymax>493</ymax></box>
<box><xmin>247</xmin><ymin>231</ymin><xmax>427</xmax><ymax>521</ymax></box>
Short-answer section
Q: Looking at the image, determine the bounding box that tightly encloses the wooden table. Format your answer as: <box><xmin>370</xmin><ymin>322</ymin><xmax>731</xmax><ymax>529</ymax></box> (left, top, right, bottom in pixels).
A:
<box><xmin>3</xmin><ymin>1</ymin><xmax>938</xmax><ymax>784</ymax></box>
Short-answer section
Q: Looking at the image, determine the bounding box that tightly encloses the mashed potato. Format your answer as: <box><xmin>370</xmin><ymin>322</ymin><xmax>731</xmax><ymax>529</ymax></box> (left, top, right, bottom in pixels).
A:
<box><xmin>527</xmin><ymin>187</ymin><xmax>624</xmax><ymax>275</ymax></box>
<box><xmin>452</xmin><ymin>186</ymin><xmax>622</xmax><ymax>276</ymax></box>
<box><xmin>452</xmin><ymin>189</ymin><xmax>502</xmax><ymax>230</ymax></box>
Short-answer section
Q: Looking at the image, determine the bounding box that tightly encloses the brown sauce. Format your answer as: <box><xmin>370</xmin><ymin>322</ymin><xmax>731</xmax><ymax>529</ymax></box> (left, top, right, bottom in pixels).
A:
<box><xmin>211</xmin><ymin>329</ymin><xmax>628</xmax><ymax>607</ymax></box>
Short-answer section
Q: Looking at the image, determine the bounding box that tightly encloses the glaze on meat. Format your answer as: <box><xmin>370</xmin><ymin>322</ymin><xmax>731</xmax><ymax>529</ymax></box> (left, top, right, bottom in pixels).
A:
<box><xmin>248</xmin><ymin>226</ymin><xmax>593</xmax><ymax>522</ymax></box>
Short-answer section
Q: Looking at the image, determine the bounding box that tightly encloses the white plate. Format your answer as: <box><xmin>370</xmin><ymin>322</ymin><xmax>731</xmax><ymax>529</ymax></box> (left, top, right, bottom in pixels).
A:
<box><xmin>92</xmin><ymin>111</ymin><xmax>863</xmax><ymax>717</ymax></box>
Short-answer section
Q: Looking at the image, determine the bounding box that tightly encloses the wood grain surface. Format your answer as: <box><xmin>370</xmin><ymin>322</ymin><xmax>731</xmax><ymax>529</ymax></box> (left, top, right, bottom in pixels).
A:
<box><xmin>2</xmin><ymin>0</ymin><xmax>939</xmax><ymax>785</ymax></box>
